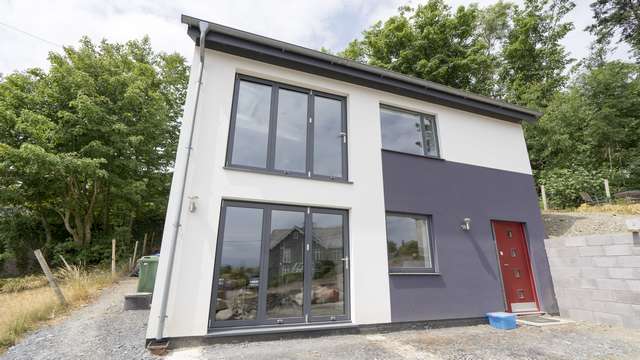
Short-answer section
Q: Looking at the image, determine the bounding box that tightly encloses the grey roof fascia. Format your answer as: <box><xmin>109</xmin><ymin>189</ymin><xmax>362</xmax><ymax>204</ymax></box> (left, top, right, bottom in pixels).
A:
<box><xmin>182</xmin><ymin>14</ymin><xmax>541</xmax><ymax>123</ymax></box>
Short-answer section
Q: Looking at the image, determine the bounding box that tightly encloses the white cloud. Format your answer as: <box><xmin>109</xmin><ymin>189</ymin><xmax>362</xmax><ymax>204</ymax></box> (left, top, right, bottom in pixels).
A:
<box><xmin>0</xmin><ymin>0</ymin><xmax>632</xmax><ymax>76</ymax></box>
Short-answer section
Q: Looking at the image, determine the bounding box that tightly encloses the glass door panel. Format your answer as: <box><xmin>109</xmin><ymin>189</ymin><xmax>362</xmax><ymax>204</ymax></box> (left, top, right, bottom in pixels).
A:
<box><xmin>211</xmin><ymin>202</ymin><xmax>349</xmax><ymax>328</ymax></box>
<box><xmin>266</xmin><ymin>209</ymin><xmax>305</xmax><ymax>320</ymax></box>
<box><xmin>310</xmin><ymin>211</ymin><xmax>348</xmax><ymax>320</ymax></box>
<box><xmin>213</xmin><ymin>206</ymin><xmax>264</xmax><ymax>323</ymax></box>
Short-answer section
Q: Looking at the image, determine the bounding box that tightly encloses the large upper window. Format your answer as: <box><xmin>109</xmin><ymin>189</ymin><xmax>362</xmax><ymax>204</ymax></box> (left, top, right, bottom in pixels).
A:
<box><xmin>385</xmin><ymin>213</ymin><xmax>436</xmax><ymax>273</ymax></box>
<box><xmin>380</xmin><ymin>106</ymin><xmax>439</xmax><ymax>157</ymax></box>
<box><xmin>227</xmin><ymin>75</ymin><xmax>348</xmax><ymax>181</ymax></box>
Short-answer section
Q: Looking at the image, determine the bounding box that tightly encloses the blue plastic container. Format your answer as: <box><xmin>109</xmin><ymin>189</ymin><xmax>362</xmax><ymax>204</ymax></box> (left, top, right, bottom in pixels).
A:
<box><xmin>486</xmin><ymin>312</ymin><xmax>517</xmax><ymax>330</ymax></box>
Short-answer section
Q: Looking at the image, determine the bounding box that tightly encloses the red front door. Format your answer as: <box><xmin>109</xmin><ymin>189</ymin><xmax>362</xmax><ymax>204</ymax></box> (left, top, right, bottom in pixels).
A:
<box><xmin>492</xmin><ymin>221</ymin><xmax>539</xmax><ymax>313</ymax></box>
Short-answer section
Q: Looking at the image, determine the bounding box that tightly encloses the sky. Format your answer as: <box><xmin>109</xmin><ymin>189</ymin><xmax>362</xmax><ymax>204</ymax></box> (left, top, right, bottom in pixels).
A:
<box><xmin>0</xmin><ymin>0</ymin><xmax>633</xmax><ymax>75</ymax></box>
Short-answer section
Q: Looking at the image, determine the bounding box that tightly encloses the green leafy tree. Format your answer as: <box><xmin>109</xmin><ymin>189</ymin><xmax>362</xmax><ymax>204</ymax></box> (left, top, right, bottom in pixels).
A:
<box><xmin>500</xmin><ymin>0</ymin><xmax>575</xmax><ymax>109</ymax></box>
<box><xmin>0</xmin><ymin>37</ymin><xmax>187</xmax><ymax>264</ymax></box>
<box><xmin>338</xmin><ymin>1</ymin><xmax>498</xmax><ymax>95</ymax></box>
<box><xmin>587</xmin><ymin>0</ymin><xmax>640</xmax><ymax>60</ymax></box>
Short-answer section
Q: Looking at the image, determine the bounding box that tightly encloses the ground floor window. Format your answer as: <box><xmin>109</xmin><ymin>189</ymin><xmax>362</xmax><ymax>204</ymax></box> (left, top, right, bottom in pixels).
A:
<box><xmin>210</xmin><ymin>201</ymin><xmax>350</xmax><ymax>328</ymax></box>
<box><xmin>385</xmin><ymin>212</ymin><xmax>436</xmax><ymax>273</ymax></box>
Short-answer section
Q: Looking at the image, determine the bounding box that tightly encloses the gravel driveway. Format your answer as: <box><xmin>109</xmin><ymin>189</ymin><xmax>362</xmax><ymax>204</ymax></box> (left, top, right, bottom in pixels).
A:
<box><xmin>3</xmin><ymin>279</ymin><xmax>640</xmax><ymax>359</ymax></box>
<box><xmin>1</xmin><ymin>278</ymin><xmax>152</xmax><ymax>360</ymax></box>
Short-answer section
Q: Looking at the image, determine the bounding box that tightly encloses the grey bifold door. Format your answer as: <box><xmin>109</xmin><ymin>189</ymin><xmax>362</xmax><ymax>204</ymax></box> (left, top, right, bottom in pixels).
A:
<box><xmin>209</xmin><ymin>201</ymin><xmax>349</xmax><ymax>329</ymax></box>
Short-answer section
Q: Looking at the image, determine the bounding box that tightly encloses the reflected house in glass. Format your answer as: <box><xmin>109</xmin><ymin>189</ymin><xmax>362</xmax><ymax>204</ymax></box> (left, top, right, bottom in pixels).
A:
<box><xmin>145</xmin><ymin>15</ymin><xmax>558</xmax><ymax>342</ymax></box>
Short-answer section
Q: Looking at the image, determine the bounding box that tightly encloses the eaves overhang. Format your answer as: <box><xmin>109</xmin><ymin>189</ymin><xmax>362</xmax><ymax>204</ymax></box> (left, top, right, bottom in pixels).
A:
<box><xmin>181</xmin><ymin>14</ymin><xmax>542</xmax><ymax>123</ymax></box>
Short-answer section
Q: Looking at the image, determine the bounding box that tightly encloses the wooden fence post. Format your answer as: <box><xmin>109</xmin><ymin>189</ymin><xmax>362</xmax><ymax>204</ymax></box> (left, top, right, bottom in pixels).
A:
<box><xmin>130</xmin><ymin>240</ymin><xmax>139</xmax><ymax>269</ymax></box>
<box><xmin>141</xmin><ymin>233</ymin><xmax>148</xmax><ymax>258</ymax></box>
<box><xmin>604</xmin><ymin>179</ymin><xmax>611</xmax><ymax>200</ymax></box>
<box><xmin>111</xmin><ymin>239</ymin><xmax>116</xmax><ymax>279</ymax></box>
<box><xmin>33</xmin><ymin>249</ymin><xmax>66</xmax><ymax>305</ymax></box>
<box><xmin>541</xmin><ymin>185</ymin><xmax>548</xmax><ymax>211</ymax></box>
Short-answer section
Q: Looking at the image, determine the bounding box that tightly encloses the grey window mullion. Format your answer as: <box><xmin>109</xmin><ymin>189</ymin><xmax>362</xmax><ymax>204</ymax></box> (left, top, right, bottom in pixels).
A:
<box><xmin>303</xmin><ymin>208</ymin><xmax>312</xmax><ymax>322</ymax></box>
<box><xmin>306</xmin><ymin>92</ymin><xmax>314</xmax><ymax>177</ymax></box>
<box><xmin>266</xmin><ymin>85</ymin><xmax>279</xmax><ymax>170</ymax></box>
<box><xmin>256</xmin><ymin>205</ymin><xmax>272</xmax><ymax>322</ymax></box>
<box><xmin>341</xmin><ymin>99</ymin><xmax>348</xmax><ymax>180</ymax></box>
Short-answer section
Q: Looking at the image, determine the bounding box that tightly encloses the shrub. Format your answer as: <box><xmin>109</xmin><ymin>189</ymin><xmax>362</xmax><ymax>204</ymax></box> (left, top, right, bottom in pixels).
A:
<box><xmin>538</xmin><ymin>168</ymin><xmax>605</xmax><ymax>209</ymax></box>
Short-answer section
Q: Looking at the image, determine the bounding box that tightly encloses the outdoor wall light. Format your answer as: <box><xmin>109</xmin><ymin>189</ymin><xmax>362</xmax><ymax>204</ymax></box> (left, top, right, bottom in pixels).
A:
<box><xmin>461</xmin><ymin>218</ymin><xmax>472</xmax><ymax>231</ymax></box>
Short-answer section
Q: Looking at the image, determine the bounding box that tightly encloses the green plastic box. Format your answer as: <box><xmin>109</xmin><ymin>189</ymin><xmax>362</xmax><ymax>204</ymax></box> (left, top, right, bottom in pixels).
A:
<box><xmin>137</xmin><ymin>255</ymin><xmax>159</xmax><ymax>293</ymax></box>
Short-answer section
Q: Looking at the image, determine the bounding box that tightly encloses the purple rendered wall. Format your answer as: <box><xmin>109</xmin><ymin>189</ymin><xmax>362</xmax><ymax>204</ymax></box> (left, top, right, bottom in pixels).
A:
<box><xmin>381</xmin><ymin>150</ymin><xmax>558</xmax><ymax>322</ymax></box>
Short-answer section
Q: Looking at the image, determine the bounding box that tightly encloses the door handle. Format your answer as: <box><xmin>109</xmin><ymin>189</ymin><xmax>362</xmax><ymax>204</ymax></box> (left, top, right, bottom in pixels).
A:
<box><xmin>341</xmin><ymin>257</ymin><xmax>349</xmax><ymax>270</ymax></box>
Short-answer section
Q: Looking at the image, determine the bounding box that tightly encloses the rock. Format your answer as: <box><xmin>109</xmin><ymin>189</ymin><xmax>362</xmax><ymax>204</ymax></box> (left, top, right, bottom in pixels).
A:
<box><xmin>215</xmin><ymin>309</ymin><xmax>233</xmax><ymax>321</ymax></box>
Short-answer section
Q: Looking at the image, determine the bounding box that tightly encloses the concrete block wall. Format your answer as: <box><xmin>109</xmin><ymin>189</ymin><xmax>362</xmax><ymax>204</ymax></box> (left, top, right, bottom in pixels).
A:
<box><xmin>544</xmin><ymin>233</ymin><xmax>640</xmax><ymax>328</ymax></box>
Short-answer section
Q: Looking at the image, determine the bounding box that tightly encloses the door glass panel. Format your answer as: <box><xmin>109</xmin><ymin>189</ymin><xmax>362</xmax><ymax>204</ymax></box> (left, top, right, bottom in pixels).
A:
<box><xmin>231</xmin><ymin>81</ymin><xmax>272</xmax><ymax>168</ymax></box>
<box><xmin>215</xmin><ymin>206</ymin><xmax>263</xmax><ymax>321</ymax></box>
<box><xmin>274</xmin><ymin>89</ymin><xmax>307</xmax><ymax>173</ymax></box>
<box><xmin>311</xmin><ymin>213</ymin><xmax>345</xmax><ymax>317</ymax></box>
<box><xmin>267</xmin><ymin>210</ymin><xmax>305</xmax><ymax>318</ymax></box>
<box><xmin>313</xmin><ymin>96</ymin><xmax>343</xmax><ymax>178</ymax></box>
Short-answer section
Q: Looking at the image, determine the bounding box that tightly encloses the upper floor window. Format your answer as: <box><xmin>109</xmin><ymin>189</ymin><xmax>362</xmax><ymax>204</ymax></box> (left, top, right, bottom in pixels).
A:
<box><xmin>380</xmin><ymin>105</ymin><xmax>439</xmax><ymax>158</ymax></box>
<box><xmin>226</xmin><ymin>75</ymin><xmax>348</xmax><ymax>181</ymax></box>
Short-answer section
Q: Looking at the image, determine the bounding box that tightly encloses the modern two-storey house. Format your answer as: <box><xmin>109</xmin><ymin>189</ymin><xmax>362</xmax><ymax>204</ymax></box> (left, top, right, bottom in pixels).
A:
<box><xmin>147</xmin><ymin>14</ymin><xmax>558</xmax><ymax>342</ymax></box>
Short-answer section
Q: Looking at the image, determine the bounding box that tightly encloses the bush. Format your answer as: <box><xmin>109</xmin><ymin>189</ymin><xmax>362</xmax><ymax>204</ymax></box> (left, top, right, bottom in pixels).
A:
<box><xmin>51</xmin><ymin>242</ymin><xmax>113</xmax><ymax>268</ymax></box>
<box><xmin>538</xmin><ymin>168</ymin><xmax>605</xmax><ymax>209</ymax></box>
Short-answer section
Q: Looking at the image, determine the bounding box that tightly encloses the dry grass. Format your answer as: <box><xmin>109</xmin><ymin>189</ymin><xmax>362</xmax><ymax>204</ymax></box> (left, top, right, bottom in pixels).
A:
<box><xmin>0</xmin><ymin>267</ymin><xmax>116</xmax><ymax>352</ymax></box>
<box><xmin>0</xmin><ymin>275</ymin><xmax>49</xmax><ymax>294</ymax></box>
<box><xmin>575</xmin><ymin>203</ymin><xmax>640</xmax><ymax>215</ymax></box>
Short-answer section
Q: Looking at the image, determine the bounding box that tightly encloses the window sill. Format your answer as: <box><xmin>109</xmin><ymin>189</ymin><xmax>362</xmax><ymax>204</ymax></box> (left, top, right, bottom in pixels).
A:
<box><xmin>224</xmin><ymin>166</ymin><xmax>353</xmax><ymax>184</ymax></box>
<box><xmin>381</xmin><ymin>149</ymin><xmax>444</xmax><ymax>161</ymax></box>
<box><xmin>389</xmin><ymin>272</ymin><xmax>441</xmax><ymax>276</ymax></box>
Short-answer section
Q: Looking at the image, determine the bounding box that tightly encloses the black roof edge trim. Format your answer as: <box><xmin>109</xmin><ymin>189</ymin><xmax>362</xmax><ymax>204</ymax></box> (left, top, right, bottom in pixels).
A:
<box><xmin>181</xmin><ymin>14</ymin><xmax>541</xmax><ymax>123</ymax></box>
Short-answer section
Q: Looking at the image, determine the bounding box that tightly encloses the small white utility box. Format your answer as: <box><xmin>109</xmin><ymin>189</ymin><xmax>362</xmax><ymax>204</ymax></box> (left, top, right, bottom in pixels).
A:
<box><xmin>625</xmin><ymin>218</ymin><xmax>640</xmax><ymax>232</ymax></box>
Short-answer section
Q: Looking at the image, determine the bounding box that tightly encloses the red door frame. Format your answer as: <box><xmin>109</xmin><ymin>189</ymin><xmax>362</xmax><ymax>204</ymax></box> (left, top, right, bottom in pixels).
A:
<box><xmin>491</xmin><ymin>220</ymin><xmax>540</xmax><ymax>313</ymax></box>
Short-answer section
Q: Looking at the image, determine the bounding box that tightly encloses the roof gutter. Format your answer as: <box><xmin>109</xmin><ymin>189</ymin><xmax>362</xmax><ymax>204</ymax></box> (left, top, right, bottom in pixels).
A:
<box><xmin>154</xmin><ymin>19</ymin><xmax>209</xmax><ymax>341</ymax></box>
<box><xmin>181</xmin><ymin>14</ymin><xmax>541</xmax><ymax>123</ymax></box>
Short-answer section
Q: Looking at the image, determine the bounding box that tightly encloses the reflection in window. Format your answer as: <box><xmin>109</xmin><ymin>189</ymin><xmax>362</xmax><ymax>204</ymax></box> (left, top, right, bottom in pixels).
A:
<box><xmin>230</xmin><ymin>81</ymin><xmax>271</xmax><ymax>168</ymax></box>
<box><xmin>313</xmin><ymin>97</ymin><xmax>343</xmax><ymax>178</ymax></box>
<box><xmin>275</xmin><ymin>89</ymin><xmax>307</xmax><ymax>173</ymax></box>
<box><xmin>215</xmin><ymin>206</ymin><xmax>263</xmax><ymax>321</ymax></box>
<box><xmin>379</xmin><ymin>106</ymin><xmax>439</xmax><ymax>157</ymax></box>
<box><xmin>385</xmin><ymin>214</ymin><xmax>434</xmax><ymax>271</ymax></box>
<box><xmin>311</xmin><ymin>213</ymin><xmax>345</xmax><ymax>317</ymax></box>
<box><xmin>380</xmin><ymin>107</ymin><xmax>423</xmax><ymax>155</ymax></box>
<box><xmin>267</xmin><ymin>210</ymin><xmax>305</xmax><ymax>319</ymax></box>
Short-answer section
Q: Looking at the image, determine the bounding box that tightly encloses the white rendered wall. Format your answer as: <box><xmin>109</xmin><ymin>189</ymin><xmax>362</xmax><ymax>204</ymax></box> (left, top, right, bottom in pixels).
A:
<box><xmin>147</xmin><ymin>47</ymin><xmax>533</xmax><ymax>338</ymax></box>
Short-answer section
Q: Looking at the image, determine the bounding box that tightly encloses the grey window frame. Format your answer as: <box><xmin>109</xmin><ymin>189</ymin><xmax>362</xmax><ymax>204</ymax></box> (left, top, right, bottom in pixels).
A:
<box><xmin>380</xmin><ymin>104</ymin><xmax>440</xmax><ymax>159</ymax></box>
<box><xmin>209</xmin><ymin>200</ymin><xmax>351</xmax><ymax>330</ymax></box>
<box><xmin>225</xmin><ymin>74</ymin><xmax>349</xmax><ymax>182</ymax></box>
<box><xmin>385</xmin><ymin>211</ymin><xmax>437</xmax><ymax>274</ymax></box>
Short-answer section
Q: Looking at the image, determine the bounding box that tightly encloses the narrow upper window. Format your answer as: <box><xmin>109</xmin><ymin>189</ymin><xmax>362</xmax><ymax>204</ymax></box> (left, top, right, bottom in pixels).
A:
<box><xmin>385</xmin><ymin>213</ymin><xmax>436</xmax><ymax>273</ymax></box>
<box><xmin>380</xmin><ymin>106</ymin><xmax>439</xmax><ymax>157</ymax></box>
<box><xmin>227</xmin><ymin>75</ymin><xmax>348</xmax><ymax>181</ymax></box>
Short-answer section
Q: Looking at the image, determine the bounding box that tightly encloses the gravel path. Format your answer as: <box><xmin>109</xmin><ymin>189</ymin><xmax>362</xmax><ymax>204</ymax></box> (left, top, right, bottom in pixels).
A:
<box><xmin>3</xmin><ymin>279</ymin><xmax>640</xmax><ymax>359</ymax></box>
<box><xmin>1</xmin><ymin>278</ymin><xmax>152</xmax><ymax>360</ymax></box>
<box><xmin>542</xmin><ymin>211</ymin><xmax>637</xmax><ymax>238</ymax></box>
<box><xmin>168</xmin><ymin>322</ymin><xmax>640</xmax><ymax>360</ymax></box>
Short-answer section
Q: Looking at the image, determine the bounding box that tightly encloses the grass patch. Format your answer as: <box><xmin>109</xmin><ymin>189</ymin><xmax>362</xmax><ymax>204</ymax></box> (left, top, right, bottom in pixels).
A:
<box><xmin>576</xmin><ymin>203</ymin><xmax>640</xmax><ymax>215</ymax></box>
<box><xmin>0</xmin><ymin>267</ymin><xmax>117</xmax><ymax>353</ymax></box>
<box><xmin>0</xmin><ymin>275</ymin><xmax>49</xmax><ymax>294</ymax></box>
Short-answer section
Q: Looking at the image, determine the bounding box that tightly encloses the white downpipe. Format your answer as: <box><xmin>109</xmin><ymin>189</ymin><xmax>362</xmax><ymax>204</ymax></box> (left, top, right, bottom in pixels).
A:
<box><xmin>155</xmin><ymin>20</ymin><xmax>209</xmax><ymax>341</ymax></box>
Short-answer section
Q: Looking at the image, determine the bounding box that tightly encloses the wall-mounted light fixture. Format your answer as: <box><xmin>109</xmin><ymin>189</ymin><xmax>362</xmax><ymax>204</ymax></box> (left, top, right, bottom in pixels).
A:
<box><xmin>461</xmin><ymin>218</ymin><xmax>472</xmax><ymax>231</ymax></box>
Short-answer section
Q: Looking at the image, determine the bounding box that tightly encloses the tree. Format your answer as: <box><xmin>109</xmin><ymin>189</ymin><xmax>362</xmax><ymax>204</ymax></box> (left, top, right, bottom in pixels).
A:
<box><xmin>500</xmin><ymin>0</ymin><xmax>575</xmax><ymax>109</ymax></box>
<box><xmin>0</xmin><ymin>37</ymin><xmax>188</xmax><ymax>257</ymax></box>
<box><xmin>338</xmin><ymin>1</ymin><xmax>498</xmax><ymax>96</ymax></box>
<box><xmin>528</xmin><ymin>61</ymin><xmax>640</xmax><ymax>206</ymax></box>
<box><xmin>587</xmin><ymin>0</ymin><xmax>640</xmax><ymax>60</ymax></box>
